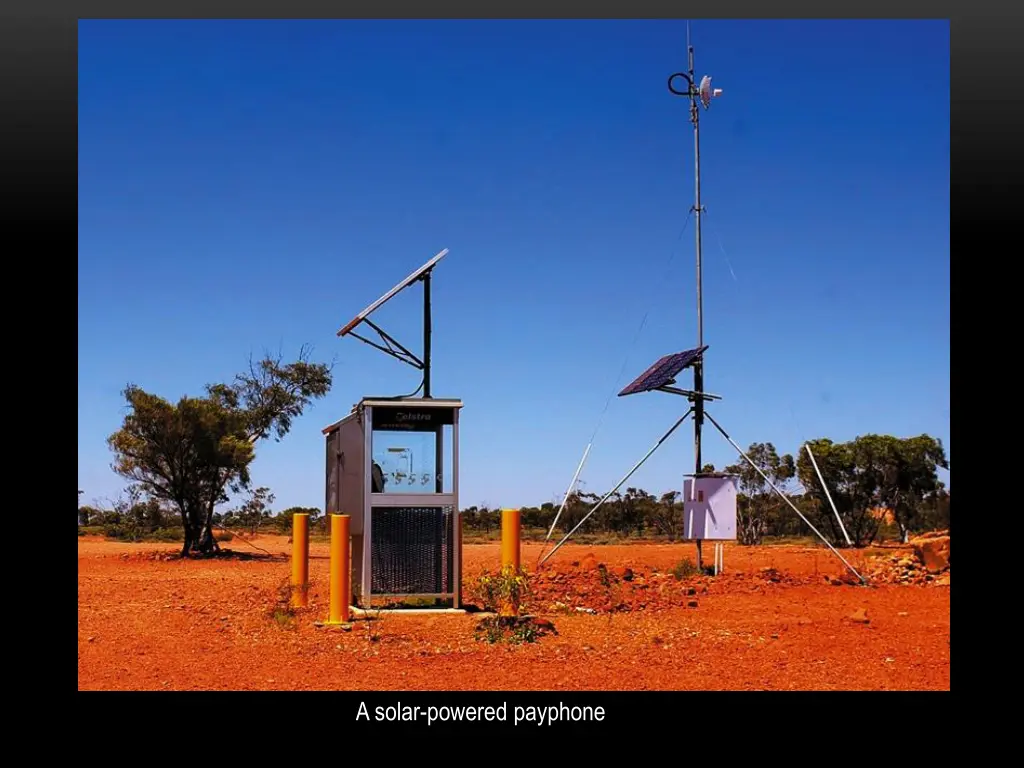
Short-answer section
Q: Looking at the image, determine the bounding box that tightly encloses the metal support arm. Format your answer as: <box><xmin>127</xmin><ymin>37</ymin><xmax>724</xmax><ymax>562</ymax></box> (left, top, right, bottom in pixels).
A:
<box><xmin>539</xmin><ymin>409</ymin><xmax>694</xmax><ymax>566</ymax></box>
<box><xmin>702</xmin><ymin>410</ymin><xmax>866</xmax><ymax>584</ymax></box>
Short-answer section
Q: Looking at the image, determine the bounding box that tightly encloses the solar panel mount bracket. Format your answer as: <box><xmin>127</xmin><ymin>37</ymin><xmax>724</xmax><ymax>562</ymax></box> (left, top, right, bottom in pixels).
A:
<box><xmin>656</xmin><ymin>385</ymin><xmax>722</xmax><ymax>401</ymax></box>
<box><xmin>337</xmin><ymin>248</ymin><xmax>448</xmax><ymax>399</ymax></box>
<box><xmin>346</xmin><ymin>315</ymin><xmax>424</xmax><ymax>371</ymax></box>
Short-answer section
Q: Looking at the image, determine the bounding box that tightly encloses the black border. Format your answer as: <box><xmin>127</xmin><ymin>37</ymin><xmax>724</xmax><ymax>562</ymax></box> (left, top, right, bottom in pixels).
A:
<box><xmin>86</xmin><ymin>690</ymin><xmax>939</xmax><ymax>736</ymax></box>
<box><xmin>59</xmin><ymin>4</ymin><xmax>967</xmax><ymax>713</ymax></box>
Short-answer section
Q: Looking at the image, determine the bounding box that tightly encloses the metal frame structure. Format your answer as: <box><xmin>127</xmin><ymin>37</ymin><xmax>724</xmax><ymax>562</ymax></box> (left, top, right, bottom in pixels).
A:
<box><xmin>539</xmin><ymin>35</ymin><xmax>867</xmax><ymax>584</ymax></box>
<box><xmin>330</xmin><ymin>248</ymin><xmax>470</xmax><ymax>610</ymax></box>
<box><xmin>323</xmin><ymin>397</ymin><xmax>464</xmax><ymax>608</ymax></box>
<box><xmin>337</xmin><ymin>248</ymin><xmax>448</xmax><ymax>399</ymax></box>
<box><xmin>667</xmin><ymin>43</ymin><xmax>719</xmax><ymax>572</ymax></box>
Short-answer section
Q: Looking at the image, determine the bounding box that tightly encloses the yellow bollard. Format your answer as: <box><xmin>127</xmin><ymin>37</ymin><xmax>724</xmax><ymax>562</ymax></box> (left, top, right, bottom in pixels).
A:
<box><xmin>290</xmin><ymin>513</ymin><xmax>309</xmax><ymax>608</ymax></box>
<box><xmin>501</xmin><ymin>508</ymin><xmax>521</xmax><ymax>572</ymax></box>
<box><xmin>500</xmin><ymin>508</ymin><xmax>522</xmax><ymax>616</ymax></box>
<box><xmin>327</xmin><ymin>514</ymin><xmax>351</xmax><ymax>625</ymax></box>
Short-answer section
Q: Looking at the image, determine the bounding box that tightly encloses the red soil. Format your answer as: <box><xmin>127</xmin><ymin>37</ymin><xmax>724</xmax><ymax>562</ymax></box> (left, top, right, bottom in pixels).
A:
<box><xmin>77</xmin><ymin>536</ymin><xmax>949</xmax><ymax>691</ymax></box>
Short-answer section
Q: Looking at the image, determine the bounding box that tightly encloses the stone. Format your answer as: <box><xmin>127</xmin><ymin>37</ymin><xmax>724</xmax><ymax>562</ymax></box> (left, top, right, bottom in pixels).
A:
<box><xmin>579</xmin><ymin>553</ymin><xmax>601</xmax><ymax>571</ymax></box>
<box><xmin>847</xmin><ymin>608</ymin><xmax>870</xmax><ymax>624</ymax></box>
<box><xmin>611</xmin><ymin>566</ymin><xmax>633</xmax><ymax>581</ymax></box>
<box><xmin>529</xmin><ymin>617</ymin><xmax>558</xmax><ymax>634</ymax></box>
<box><xmin>913</xmin><ymin>535</ymin><xmax>950</xmax><ymax>573</ymax></box>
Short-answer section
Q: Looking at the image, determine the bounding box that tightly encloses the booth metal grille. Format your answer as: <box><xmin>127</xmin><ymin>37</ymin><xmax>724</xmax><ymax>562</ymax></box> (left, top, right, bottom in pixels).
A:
<box><xmin>370</xmin><ymin>506</ymin><xmax>455</xmax><ymax>595</ymax></box>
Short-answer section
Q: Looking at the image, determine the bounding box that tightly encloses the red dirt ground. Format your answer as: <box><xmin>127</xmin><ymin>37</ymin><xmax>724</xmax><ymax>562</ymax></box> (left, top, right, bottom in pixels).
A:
<box><xmin>78</xmin><ymin>535</ymin><xmax>949</xmax><ymax>691</ymax></box>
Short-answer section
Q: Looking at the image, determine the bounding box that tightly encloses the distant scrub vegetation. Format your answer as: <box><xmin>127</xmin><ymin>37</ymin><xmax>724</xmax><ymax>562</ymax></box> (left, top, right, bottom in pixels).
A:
<box><xmin>86</xmin><ymin>337</ymin><xmax>947</xmax><ymax>554</ymax></box>
<box><xmin>81</xmin><ymin>434</ymin><xmax>948</xmax><ymax>549</ymax></box>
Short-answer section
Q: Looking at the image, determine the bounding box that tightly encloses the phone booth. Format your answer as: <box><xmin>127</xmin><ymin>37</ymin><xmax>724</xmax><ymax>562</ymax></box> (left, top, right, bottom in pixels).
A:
<box><xmin>324</xmin><ymin>397</ymin><xmax>463</xmax><ymax>609</ymax></box>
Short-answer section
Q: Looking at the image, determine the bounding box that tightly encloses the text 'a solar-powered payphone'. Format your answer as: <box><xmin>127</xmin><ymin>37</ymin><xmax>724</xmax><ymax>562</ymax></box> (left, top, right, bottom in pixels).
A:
<box><xmin>324</xmin><ymin>397</ymin><xmax>463</xmax><ymax>607</ymax></box>
<box><xmin>326</xmin><ymin>247</ymin><xmax>466</xmax><ymax>610</ymax></box>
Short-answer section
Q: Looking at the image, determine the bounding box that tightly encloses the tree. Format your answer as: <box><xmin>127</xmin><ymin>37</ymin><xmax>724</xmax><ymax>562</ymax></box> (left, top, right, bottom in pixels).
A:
<box><xmin>276</xmin><ymin>506</ymin><xmax>322</xmax><ymax>533</ymax></box>
<box><xmin>108</xmin><ymin>346</ymin><xmax>332</xmax><ymax>556</ymax></box>
<box><xmin>918</xmin><ymin>485</ymin><xmax>950</xmax><ymax>532</ymax></box>
<box><xmin>796</xmin><ymin>434</ymin><xmax>948</xmax><ymax>547</ymax></box>
<box><xmin>724</xmin><ymin>442</ymin><xmax>796</xmax><ymax>545</ymax></box>
<box><xmin>647</xmin><ymin>490</ymin><xmax>684</xmax><ymax>540</ymax></box>
<box><xmin>796</xmin><ymin>438</ymin><xmax>873</xmax><ymax>547</ymax></box>
<box><xmin>617</xmin><ymin>487</ymin><xmax>653</xmax><ymax>537</ymax></box>
<box><xmin>850</xmin><ymin>434</ymin><xmax>948</xmax><ymax>543</ymax></box>
<box><xmin>79</xmin><ymin>505</ymin><xmax>103</xmax><ymax>527</ymax></box>
<box><xmin>231</xmin><ymin>486</ymin><xmax>275</xmax><ymax>536</ymax></box>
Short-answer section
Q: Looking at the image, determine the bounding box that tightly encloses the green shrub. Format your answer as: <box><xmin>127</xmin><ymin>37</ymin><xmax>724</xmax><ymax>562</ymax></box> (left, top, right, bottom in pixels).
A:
<box><xmin>103</xmin><ymin>524</ymin><xmax>133</xmax><ymax>540</ymax></box>
<box><xmin>149</xmin><ymin>527</ymin><xmax>184</xmax><ymax>542</ymax></box>
<box><xmin>102</xmin><ymin>525</ymin><xmax>186</xmax><ymax>543</ymax></box>
<box><xmin>474</xmin><ymin>615</ymin><xmax>541</xmax><ymax>644</ymax></box>
<box><xmin>471</xmin><ymin>565</ymin><xmax>531</xmax><ymax>614</ymax></box>
<box><xmin>671</xmin><ymin>557</ymin><xmax>700</xmax><ymax>580</ymax></box>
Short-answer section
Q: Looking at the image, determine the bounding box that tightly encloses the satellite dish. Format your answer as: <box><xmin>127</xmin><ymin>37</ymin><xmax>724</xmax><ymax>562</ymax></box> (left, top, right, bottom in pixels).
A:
<box><xmin>698</xmin><ymin>76</ymin><xmax>713</xmax><ymax>109</ymax></box>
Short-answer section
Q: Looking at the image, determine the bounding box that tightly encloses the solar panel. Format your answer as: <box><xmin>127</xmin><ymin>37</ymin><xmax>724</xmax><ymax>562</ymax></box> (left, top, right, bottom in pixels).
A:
<box><xmin>618</xmin><ymin>345</ymin><xmax>708</xmax><ymax>397</ymax></box>
<box><xmin>338</xmin><ymin>248</ymin><xmax>448</xmax><ymax>337</ymax></box>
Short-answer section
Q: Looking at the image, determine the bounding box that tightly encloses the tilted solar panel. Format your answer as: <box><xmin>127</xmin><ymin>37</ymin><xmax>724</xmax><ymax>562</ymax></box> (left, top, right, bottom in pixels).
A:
<box><xmin>618</xmin><ymin>345</ymin><xmax>708</xmax><ymax>396</ymax></box>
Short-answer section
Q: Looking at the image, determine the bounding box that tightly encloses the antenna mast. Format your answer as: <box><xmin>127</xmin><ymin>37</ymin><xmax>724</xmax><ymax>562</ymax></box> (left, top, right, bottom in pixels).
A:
<box><xmin>690</xmin><ymin>44</ymin><xmax>705</xmax><ymax>475</ymax></box>
<box><xmin>668</xmin><ymin>35</ymin><xmax>721</xmax><ymax>570</ymax></box>
<box><xmin>542</xmin><ymin>42</ymin><xmax>866</xmax><ymax>584</ymax></box>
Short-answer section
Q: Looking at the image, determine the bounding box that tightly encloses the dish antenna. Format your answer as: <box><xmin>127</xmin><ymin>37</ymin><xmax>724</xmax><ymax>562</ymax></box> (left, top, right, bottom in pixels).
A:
<box><xmin>337</xmin><ymin>248</ymin><xmax>449</xmax><ymax>399</ymax></box>
<box><xmin>698</xmin><ymin>75</ymin><xmax>722</xmax><ymax>110</ymax></box>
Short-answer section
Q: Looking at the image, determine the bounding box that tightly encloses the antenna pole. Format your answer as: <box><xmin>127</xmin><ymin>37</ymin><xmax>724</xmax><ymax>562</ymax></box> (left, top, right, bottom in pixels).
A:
<box><xmin>422</xmin><ymin>271</ymin><xmax>432</xmax><ymax>399</ymax></box>
<box><xmin>689</xmin><ymin>43</ymin><xmax>707</xmax><ymax>571</ymax></box>
<box><xmin>668</xmin><ymin>37</ymin><xmax>721</xmax><ymax>572</ymax></box>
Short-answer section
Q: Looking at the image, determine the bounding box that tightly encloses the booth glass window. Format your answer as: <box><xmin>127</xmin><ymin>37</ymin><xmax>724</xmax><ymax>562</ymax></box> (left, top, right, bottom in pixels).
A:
<box><xmin>370</xmin><ymin>406</ymin><xmax>455</xmax><ymax>494</ymax></box>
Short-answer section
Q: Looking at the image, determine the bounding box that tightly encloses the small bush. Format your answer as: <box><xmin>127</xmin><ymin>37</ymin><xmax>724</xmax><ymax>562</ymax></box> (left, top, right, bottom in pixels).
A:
<box><xmin>472</xmin><ymin>565</ymin><xmax>531</xmax><ymax>615</ymax></box>
<box><xmin>671</xmin><ymin>558</ymin><xmax>700</xmax><ymax>580</ymax></box>
<box><xmin>270</xmin><ymin>607</ymin><xmax>295</xmax><ymax>629</ymax></box>
<box><xmin>149</xmin><ymin>527</ymin><xmax>184</xmax><ymax>542</ymax></box>
<box><xmin>267</xmin><ymin>579</ymin><xmax>299</xmax><ymax>629</ymax></box>
<box><xmin>474</xmin><ymin>615</ymin><xmax>550</xmax><ymax>645</ymax></box>
<box><xmin>102</xmin><ymin>525</ymin><xmax>185</xmax><ymax>542</ymax></box>
<box><xmin>103</xmin><ymin>524</ymin><xmax>135</xmax><ymax>541</ymax></box>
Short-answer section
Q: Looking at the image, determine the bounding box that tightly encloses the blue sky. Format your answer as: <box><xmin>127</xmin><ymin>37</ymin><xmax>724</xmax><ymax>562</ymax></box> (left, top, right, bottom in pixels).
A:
<box><xmin>78</xmin><ymin>19</ymin><xmax>950</xmax><ymax>512</ymax></box>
